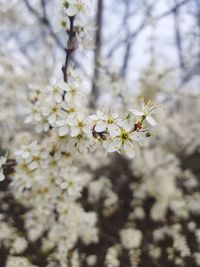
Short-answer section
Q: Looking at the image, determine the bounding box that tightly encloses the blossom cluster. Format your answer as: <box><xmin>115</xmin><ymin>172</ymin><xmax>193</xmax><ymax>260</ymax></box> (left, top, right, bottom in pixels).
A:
<box><xmin>10</xmin><ymin>129</ymin><xmax>99</xmax><ymax>267</ymax></box>
<box><xmin>53</xmin><ymin>0</ymin><xmax>95</xmax><ymax>49</ymax></box>
<box><xmin>25</xmin><ymin>74</ymin><xmax>162</xmax><ymax>159</ymax></box>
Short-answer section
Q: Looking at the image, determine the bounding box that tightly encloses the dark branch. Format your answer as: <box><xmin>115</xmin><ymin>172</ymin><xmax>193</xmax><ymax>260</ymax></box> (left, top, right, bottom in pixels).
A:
<box><xmin>62</xmin><ymin>16</ymin><xmax>75</xmax><ymax>83</ymax></box>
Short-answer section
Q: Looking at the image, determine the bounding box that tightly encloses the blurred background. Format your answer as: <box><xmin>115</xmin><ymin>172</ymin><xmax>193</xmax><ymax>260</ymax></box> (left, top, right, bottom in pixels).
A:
<box><xmin>0</xmin><ymin>0</ymin><xmax>200</xmax><ymax>267</ymax></box>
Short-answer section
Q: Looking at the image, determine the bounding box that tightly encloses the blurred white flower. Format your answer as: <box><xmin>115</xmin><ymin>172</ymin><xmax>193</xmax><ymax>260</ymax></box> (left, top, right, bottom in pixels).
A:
<box><xmin>65</xmin><ymin>0</ymin><xmax>89</xmax><ymax>17</ymax></box>
<box><xmin>10</xmin><ymin>237</ymin><xmax>28</xmax><ymax>254</ymax></box>
<box><xmin>52</xmin><ymin>0</ymin><xmax>70</xmax><ymax>32</ymax></box>
<box><xmin>120</xmin><ymin>228</ymin><xmax>142</xmax><ymax>249</ymax></box>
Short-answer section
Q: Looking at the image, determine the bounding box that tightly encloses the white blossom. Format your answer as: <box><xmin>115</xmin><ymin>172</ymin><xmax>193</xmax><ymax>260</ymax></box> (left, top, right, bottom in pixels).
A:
<box><xmin>65</xmin><ymin>0</ymin><xmax>90</xmax><ymax>17</ymax></box>
<box><xmin>130</xmin><ymin>98</ymin><xmax>163</xmax><ymax>126</ymax></box>
<box><xmin>103</xmin><ymin>120</ymin><xmax>136</xmax><ymax>158</ymax></box>
<box><xmin>90</xmin><ymin>110</ymin><xmax>120</xmax><ymax>138</ymax></box>
<box><xmin>120</xmin><ymin>228</ymin><xmax>142</xmax><ymax>250</ymax></box>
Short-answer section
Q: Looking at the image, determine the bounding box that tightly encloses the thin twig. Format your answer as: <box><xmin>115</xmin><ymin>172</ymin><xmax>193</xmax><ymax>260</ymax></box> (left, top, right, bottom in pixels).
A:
<box><xmin>62</xmin><ymin>16</ymin><xmax>75</xmax><ymax>83</ymax></box>
<box><xmin>23</xmin><ymin>0</ymin><xmax>64</xmax><ymax>49</ymax></box>
<box><xmin>108</xmin><ymin>0</ymin><xmax>189</xmax><ymax>58</ymax></box>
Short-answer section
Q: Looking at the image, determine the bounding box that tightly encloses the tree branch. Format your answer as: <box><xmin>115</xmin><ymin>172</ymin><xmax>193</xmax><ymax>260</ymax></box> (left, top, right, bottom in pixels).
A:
<box><xmin>62</xmin><ymin>16</ymin><xmax>75</xmax><ymax>83</ymax></box>
<box><xmin>108</xmin><ymin>0</ymin><xmax>189</xmax><ymax>59</ymax></box>
<box><xmin>23</xmin><ymin>0</ymin><xmax>64</xmax><ymax>50</ymax></box>
<box><xmin>90</xmin><ymin>0</ymin><xmax>104</xmax><ymax>108</ymax></box>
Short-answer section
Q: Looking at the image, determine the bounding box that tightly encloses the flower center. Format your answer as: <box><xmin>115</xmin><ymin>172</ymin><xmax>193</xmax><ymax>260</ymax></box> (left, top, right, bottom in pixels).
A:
<box><xmin>78</xmin><ymin>121</ymin><xmax>84</xmax><ymax>128</ymax></box>
<box><xmin>63</xmin><ymin>1</ymin><xmax>69</xmax><ymax>9</ymax></box>
<box><xmin>121</xmin><ymin>133</ymin><xmax>129</xmax><ymax>140</ymax></box>
<box><xmin>70</xmin><ymin>87</ymin><xmax>77</xmax><ymax>96</ymax></box>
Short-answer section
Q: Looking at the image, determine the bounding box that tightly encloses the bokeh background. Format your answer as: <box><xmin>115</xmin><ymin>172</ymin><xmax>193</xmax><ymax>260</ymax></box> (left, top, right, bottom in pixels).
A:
<box><xmin>0</xmin><ymin>0</ymin><xmax>200</xmax><ymax>267</ymax></box>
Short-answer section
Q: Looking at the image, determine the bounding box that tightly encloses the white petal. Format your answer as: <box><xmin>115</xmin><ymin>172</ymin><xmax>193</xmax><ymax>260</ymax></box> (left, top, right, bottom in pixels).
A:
<box><xmin>48</xmin><ymin>114</ymin><xmax>56</xmax><ymax>124</ymax></box>
<box><xmin>56</xmin><ymin>120</ymin><xmax>66</xmax><ymax>126</ymax></box>
<box><xmin>15</xmin><ymin>150</ymin><xmax>23</xmax><ymax>156</ymax></box>
<box><xmin>70</xmin><ymin>127</ymin><xmax>80</xmax><ymax>137</ymax></box>
<box><xmin>34</xmin><ymin>113</ymin><xmax>42</xmax><ymax>121</ymax></box>
<box><xmin>120</xmin><ymin>120</ymin><xmax>134</xmax><ymax>131</ymax></box>
<box><xmin>58</xmin><ymin>126</ymin><xmax>68</xmax><ymax>136</ymax></box>
<box><xmin>68</xmin><ymin>0</ymin><xmax>76</xmax><ymax>4</ymax></box>
<box><xmin>25</xmin><ymin>115</ymin><xmax>33</xmax><ymax>124</ymax></box>
<box><xmin>0</xmin><ymin>170</ymin><xmax>5</xmax><ymax>181</ymax></box>
<box><xmin>89</xmin><ymin>115</ymin><xmax>99</xmax><ymax>121</ymax></box>
<box><xmin>35</xmin><ymin>125</ymin><xmax>42</xmax><ymax>133</ymax></box>
<box><xmin>107</xmin><ymin>140</ymin><xmax>121</xmax><ymax>153</ymax></box>
<box><xmin>22</xmin><ymin>151</ymin><xmax>31</xmax><ymax>159</ymax></box>
<box><xmin>112</xmin><ymin>113</ymin><xmax>119</xmax><ymax>119</ymax></box>
<box><xmin>0</xmin><ymin>157</ymin><xmax>6</xmax><ymax>166</ymax></box>
<box><xmin>66</xmin><ymin>6</ymin><xmax>76</xmax><ymax>16</ymax></box>
<box><xmin>64</xmin><ymin>93</ymin><xmax>72</xmax><ymax>102</ymax></box>
<box><xmin>108</xmin><ymin>124</ymin><xmax>120</xmax><ymax>138</ymax></box>
<box><xmin>130</xmin><ymin>109</ymin><xmax>144</xmax><ymax>116</ymax></box>
<box><xmin>83</xmin><ymin>125</ymin><xmax>92</xmax><ymax>134</ymax></box>
<box><xmin>146</xmin><ymin>115</ymin><xmax>158</xmax><ymax>126</ymax></box>
<box><xmin>131</xmin><ymin>132</ymin><xmax>145</xmax><ymax>146</ymax></box>
<box><xmin>124</xmin><ymin>142</ymin><xmax>135</xmax><ymax>158</ymax></box>
<box><xmin>44</xmin><ymin>123</ymin><xmax>49</xmax><ymax>132</ymax></box>
<box><xmin>29</xmin><ymin>161</ymin><xmax>38</xmax><ymax>170</ymax></box>
<box><xmin>95</xmin><ymin>122</ymin><xmax>107</xmax><ymax>132</ymax></box>
<box><xmin>55</xmin><ymin>94</ymin><xmax>62</xmax><ymax>103</ymax></box>
<box><xmin>41</xmin><ymin>151</ymin><xmax>49</xmax><ymax>159</ymax></box>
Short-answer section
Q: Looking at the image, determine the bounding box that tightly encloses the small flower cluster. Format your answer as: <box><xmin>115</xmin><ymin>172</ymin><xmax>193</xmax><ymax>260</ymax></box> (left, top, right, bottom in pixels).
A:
<box><xmin>53</xmin><ymin>0</ymin><xmax>95</xmax><ymax>49</ymax></box>
<box><xmin>14</xmin><ymin>136</ymin><xmax>84</xmax><ymax>200</ymax></box>
<box><xmin>91</xmin><ymin>98</ymin><xmax>162</xmax><ymax>158</ymax></box>
<box><xmin>10</xmin><ymin>130</ymin><xmax>99</xmax><ymax>267</ymax></box>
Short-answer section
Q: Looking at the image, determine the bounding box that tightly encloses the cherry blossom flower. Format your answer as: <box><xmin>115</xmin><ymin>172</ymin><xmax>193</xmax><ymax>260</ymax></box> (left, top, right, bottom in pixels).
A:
<box><xmin>90</xmin><ymin>110</ymin><xmax>120</xmax><ymax>138</ymax></box>
<box><xmin>35</xmin><ymin>118</ymin><xmax>50</xmax><ymax>133</ymax></box>
<box><xmin>56</xmin><ymin>118</ymin><xmax>70</xmax><ymax>136</ymax></box>
<box><xmin>68</xmin><ymin>114</ymin><xmax>91</xmax><ymax>137</ymax></box>
<box><xmin>130</xmin><ymin>98</ymin><xmax>163</xmax><ymax>126</ymax></box>
<box><xmin>43</xmin><ymin>101</ymin><xmax>63</xmax><ymax>126</ymax></box>
<box><xmin>103</xmin><ymin>121</ymin><xmax>136</xmax><ymax>158</ymax></box>
<box><xmin>53</xmin><ymin>1</ymin><xmax>70</xmax><ymax>32</ymax></box>
<box><xmin>25</xmin><ymin>105</ymin><xmax>42</xmax><ymax>124</ymax></box>
<box><xmin>64</xmin><ymin>81</ymin><xmax>85</xmax><ymax>105</ymax></box>
<box><xmin>46</xmin><ymin>81</ymin><xmax>66</xmax><ymax>104</ymax></box>
<box><xmin>64</xmin><ymin>0</ymin><xmax>89</xmax><ymax>17</ymax></box>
